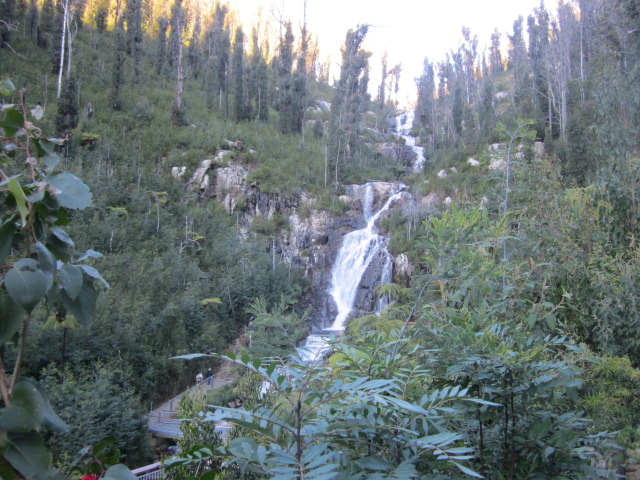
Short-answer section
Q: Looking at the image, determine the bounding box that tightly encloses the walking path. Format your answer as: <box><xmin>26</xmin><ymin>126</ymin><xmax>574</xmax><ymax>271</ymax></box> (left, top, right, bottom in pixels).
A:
<box><xmin>147</xmin><ymin>356</ymin><xmax>237</xmax><ymax>439</ymax></box>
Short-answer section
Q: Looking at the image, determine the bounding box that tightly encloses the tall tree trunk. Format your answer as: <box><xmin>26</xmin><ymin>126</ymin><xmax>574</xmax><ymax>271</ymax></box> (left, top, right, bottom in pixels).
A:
<box><xmin>56</xmin><ymin>0</ymin><xmax>68</xmax><ymax>98</ymax></box>
<box><xmin>175</xmin><ymin>40</ymin><xmax>184</xmax><ymax>111</ymax></box>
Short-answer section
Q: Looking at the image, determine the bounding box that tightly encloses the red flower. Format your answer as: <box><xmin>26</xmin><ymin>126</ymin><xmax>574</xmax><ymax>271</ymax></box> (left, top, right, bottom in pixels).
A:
<box><xmin>81</xmin><ymin>475</ymin><xmax>99</xmax><ymax>480</ymax></box>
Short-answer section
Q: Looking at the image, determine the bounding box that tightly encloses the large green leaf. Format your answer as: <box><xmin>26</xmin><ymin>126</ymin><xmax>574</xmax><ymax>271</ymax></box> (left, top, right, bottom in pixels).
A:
<box><xmin>0</xmin><ymin>79</ymin><xmax>16</xmax><ymax>96</ymax></box>
<box><xmin>79</xmin><ymin>264</ymin><xmax>110</xmax><ymax>288</ymax></box>
<box><xmin>42</xmin><ymin>154</ymin><xmax>60</xmax><ymax>172</ymax></box>
<box><xmin>0</xmin><ymin>381</ymin><xmax>44</xmax><ymax>432</ymax></box>
<box><xmin>0</xmin><ymin>109</ymin><xmax>24</xmax><ymax>137</ymax></box>
<box><xmin>0</xmin><ymin>289</ymin><xmax>25</xmax><ymax>344</ymax></box>
<box><xmin>49</xmin><ymin>226</ymin><xmax>74</xmax><ymax>247</ymax></box>
<box><xmin>33</xmin><ymin>242</ymin><xmax>55</xmax><ymax>291</ymax></box>
<box><xmin>7</xmin><ymin>178</ymin><xmax>28</xmax><ymax>227</ymax></box>
<box><xmin>92</xmin><ymin>436</ymin><xmax>120</xmax><ymax>466</ymax></box>
<box><xmin>4</xmin><ymin>258</ymin><xmax>48</xmax><ymax>311</ymax></box>
<box><xmin>74</xmin><ymin>249</ymin><xmax>103</xmax><ymax>262</ymax></box>
<box><xmin>60</xmin><ymin>279</ymin><xmax>96</xmax><ymax>328</ymax></box>
<box><xmin>30</xmin><ymin>105</ymin><xmax>43</xmax><ymax>121</ymax></box>
<box><xmin>59</xmin><ymin>264</ymin><xmax>83</xmax><ymax>299</ymax></box>
<box><xmin>103</xmin><ymin>464</ymin><xmax>136</xmax><ymax>480</ymax></box>
<box><xmin>3</xmin><ymin>431</ymin><xmax>60</xmax><ymax>480</ymax></box>
<box><xmin>29</xmin><ymin>380</ymin><xmax>68</xmax><ymax>434</ymax></box>
<box><xmin>46</xmin><ymin>172</ymin><xmax>92</xmax><ymax>210</ymax></box>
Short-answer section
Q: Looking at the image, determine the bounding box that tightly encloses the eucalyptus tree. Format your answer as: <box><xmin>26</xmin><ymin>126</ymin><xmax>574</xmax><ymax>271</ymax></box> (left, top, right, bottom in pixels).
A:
<box><xmin>232</xmin><ymin>26</ymin><xmax>247</xmax><ymax>122</ymax></box>
<box><xmin>507</xmin><ymin>16</ymin><xmax>532</xmax><ymax>115</ymax></box>
<box><xmin>0</xmin><ymin>0</ymin><xmax>15</xmax><ymax>48</ymax></box>
<box><xmin>489</xmin><ymin>28</ymin><xmax>503</xmax><ymax>75</ymax></box>
<box><xmin>415</xmin><ymin>58</ymin><xmax>436</xmax><ymax>150</ymax></box>
<box><xmin>155</xmin><ymin>17</ymin><xmax>169</xmax><ymax>75</ymax></box>
<box><xmin>187</xmin><ymin>11</ymin><xmax>203</xmax><ymax>80</ymax></box>
<box><xmin>124</xmin><ymin>0</ymin><xmax>144</xmax><ymax>85</ymax></box>
<box><xmin>168</xmin><ymin>0</ymin><xmax>187</xmax><ymax>125</ymax></box>
<box><xmin>527</xmin><ymin>5</ymin><xmax>551</xmax><ymax>135</ymax></box>
<box><xmin>291</xmin><ymin>20</ymin><xmax>309</xmax><ymax>135</ymax></box>
<box><xmin>202</xmin><ymin>3</ymin><xmax>230</xmax><ymax>115</ymax></box>
<box><xmin>110</xmin><ymin>24</ymin><xmax>126</xmax><ymax>111</ymax></box>
<box><xmin>329</xmin><ymin>25</ymin><xmax>371</xmax><ymax>185</ymax></box>
<box><xmin>55</xmin><ymin>73</ymin><xmax>79</xmax><ymax>137</ymax></box>
<box><xmin>275</xmin><ymin>21</ymin><xmax>295</xmax><ymax>134</ymax></box>
<box><xmin>248</xmin><ymin>25</ymin><xmax>269</xmax><ymax>121</ymax></box>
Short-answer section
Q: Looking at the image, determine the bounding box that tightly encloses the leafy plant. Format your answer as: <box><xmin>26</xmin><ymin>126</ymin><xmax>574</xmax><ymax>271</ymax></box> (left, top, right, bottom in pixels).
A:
<box><xmin>169</xmin><ymin>338</ymin><xmax>494</xmax><ymax>480</ymax></box>
<box><xmin>0</xmin><ymin>81</ymin><xmax>128</xmax><ymax>479</ymax></box>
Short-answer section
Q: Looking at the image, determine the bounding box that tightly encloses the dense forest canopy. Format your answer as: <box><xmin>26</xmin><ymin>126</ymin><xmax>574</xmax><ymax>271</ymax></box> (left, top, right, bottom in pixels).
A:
<box><xmin>0</xmin><ymin>0</ymin><xmax>640</xmax><ymax>478</ymax></box>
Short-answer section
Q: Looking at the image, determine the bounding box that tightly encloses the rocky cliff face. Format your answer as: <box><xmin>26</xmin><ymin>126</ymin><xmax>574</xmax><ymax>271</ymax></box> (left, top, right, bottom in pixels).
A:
<box><xmin>173</xmin><ymin>154</ymin><xmax>408</xmax><ymax>328</ymax></box>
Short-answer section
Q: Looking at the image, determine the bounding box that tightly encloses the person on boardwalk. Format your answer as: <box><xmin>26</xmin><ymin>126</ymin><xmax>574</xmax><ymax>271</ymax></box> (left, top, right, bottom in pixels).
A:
<box><xmin>196</xmin><ymin>372</ymin><xmax>203</xmax><ymax>383</ymax></box>
<box><xmin>206</xmin><ymin>368</ymin><xmax>213</xmax><ymax>385</ymax></box>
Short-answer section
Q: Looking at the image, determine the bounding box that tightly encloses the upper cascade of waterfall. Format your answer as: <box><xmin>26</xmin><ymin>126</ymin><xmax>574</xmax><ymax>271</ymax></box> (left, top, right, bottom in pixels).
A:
<box><xmin>393</xmin><ymin>110</ymin><xmax>425</xmax><ymax>173</ymax></box>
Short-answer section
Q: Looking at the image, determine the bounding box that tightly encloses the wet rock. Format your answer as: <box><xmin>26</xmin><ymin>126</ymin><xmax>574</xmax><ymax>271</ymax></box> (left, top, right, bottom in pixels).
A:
<box><xmin>394</xmin><ymin>253</ymin><xmax>413</xmax><ymax>286</ymax></box>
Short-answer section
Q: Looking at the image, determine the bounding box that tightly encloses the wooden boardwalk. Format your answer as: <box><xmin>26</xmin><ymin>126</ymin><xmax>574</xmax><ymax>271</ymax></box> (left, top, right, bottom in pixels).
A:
<box><xmin>147</xmin><ymin>358</ymin><xmax>236</xmax><ymax>439</ymax></box>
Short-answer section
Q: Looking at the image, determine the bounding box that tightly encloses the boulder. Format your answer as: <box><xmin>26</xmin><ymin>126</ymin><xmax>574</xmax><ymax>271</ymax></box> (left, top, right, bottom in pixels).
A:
<box><xmin>467</xmin><ymin>158</ymin><xmax>480</xmax><ymax>167</ymax></box>
<box><xmin>171</xmin><ymin>166</ymin><xmax>186</xmax><ymax>179</ymax></box>
<box><xmin>533</xmin><ymin>141</ymin><xmax>545</xmax><ymax>159</ymax></box>
<box><xmin>188</xmin><ymin>159</ymin><xmax>213</xmax><ymax>191</ymax></box>
<box><xmin>489</xmin><ymin>158</ymin><xmax>507</xmax><ymax>171</ymax></box>
<box><xmin>377</xmin><ymin>143</ymin><xmax>403</xmax><ymax>161</ymax></box>
<box><xmin>421</xmin><ymin>191</ymin><xmax>442</xmax><ymax>207</ymax></box>
<box><xmin>437</xmin><ymin>169</ymin><xmax>448</xmax><ymax>178</ymax></box>
<box><xmin>394</xmin><ymin>253</ymin><xmax>413</xmax><ymax>285</ymax></box>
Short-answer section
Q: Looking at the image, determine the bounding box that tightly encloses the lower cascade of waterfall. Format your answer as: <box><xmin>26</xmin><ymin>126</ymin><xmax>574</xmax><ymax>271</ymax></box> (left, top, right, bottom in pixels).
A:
<box><xmin>298</xmin><ymin>184</ymin><xmax>405</xmax><ymax>362</ymax></box>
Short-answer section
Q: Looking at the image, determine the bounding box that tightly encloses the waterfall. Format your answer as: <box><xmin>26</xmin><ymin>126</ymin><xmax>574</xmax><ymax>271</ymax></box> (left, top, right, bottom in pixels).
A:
<box><xmin>394</xmin><ymin>111</ymin><xmax>425</xmax><ymax>173</ymax></box>
<box><xmin>298</xmin><ymin>184</ymin><xmax>404</xmax><ymax>362</ymax></box>
<box><xmin>376</xmin><ymin>253</ymin><xmax>394</xmax><ymax>314</ymax></box>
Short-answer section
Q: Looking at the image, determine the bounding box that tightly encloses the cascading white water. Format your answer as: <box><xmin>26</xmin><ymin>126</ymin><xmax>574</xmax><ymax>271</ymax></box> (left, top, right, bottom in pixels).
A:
<box><xmin>376</xmin><ymin>253</ymin><xmax>394</xmax><ymax>314</ymax></box>
<box><xmin>298</xmin><ymin>184</ymin><xmax>404</xmax><ymax>362</ymax></box>
<box><xmin>395</xmin><ymin>111</ymin><xmax>426</xmax><ymax>173</ymax></box>
<box><xmin>328</xmin><ymin>186</ymin><xmax>404</xmax><ymax>331</ymax></box>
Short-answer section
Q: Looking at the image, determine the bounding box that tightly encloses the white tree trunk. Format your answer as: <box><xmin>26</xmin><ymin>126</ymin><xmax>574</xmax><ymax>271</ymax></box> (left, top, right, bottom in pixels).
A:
<box><xmin>56</xmin><ymin>0</ymin><xmax>69</xmax><ymax>97</ymax></box>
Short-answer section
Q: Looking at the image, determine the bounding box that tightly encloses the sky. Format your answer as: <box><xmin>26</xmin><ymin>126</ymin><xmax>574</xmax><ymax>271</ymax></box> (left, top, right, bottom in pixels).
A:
<box><xmin>232</xmin><ymin>0</ymin><xmax>548</xmax><ymax>107</ymax></box>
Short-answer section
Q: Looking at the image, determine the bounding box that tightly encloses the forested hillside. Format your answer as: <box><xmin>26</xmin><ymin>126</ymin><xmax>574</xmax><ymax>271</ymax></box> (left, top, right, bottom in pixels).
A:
<box><xmin>1</xmin><ymin>0</ymin><xmax>640</xmax><ymax>478</ymax></box>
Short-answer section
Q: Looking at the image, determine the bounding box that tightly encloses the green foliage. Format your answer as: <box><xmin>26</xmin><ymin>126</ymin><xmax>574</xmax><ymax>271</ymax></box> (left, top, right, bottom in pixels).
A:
<box><xmin>164</xmin><ymin>393</ymin><xmax>223</xmax><ymax>480</ymax></box>
<box><xmin>579</xmin><ymin>356</ymin><xmax>640</xmax><ymax>447</ymax></box>
<box><xmin>0</xmin><ymin>82</ymin><xmax>130</xmax><ymax>479</ymax></box>
<box><xmin>245</xmin><ymin>295</ymin><xmax>309</xmax><ymax>359</ymax></box>
<box><xmin>248</xmin><ymin>213</ymin><xmax>289</xmax><ymax>236</ymax></box>
<box><xmin>55</xmin><ymin>74</ymin><xmax>79</xmax><ymax>137</ymax></box>
<box><xmin>170</xmin><ymin>345</ymin><xmax>484</xmax><ymax>479</ymax></box>
<box><xmin>40</xmin><ymin>362</ymin><xmax>152</xmax><ymax>469</ymax></box>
